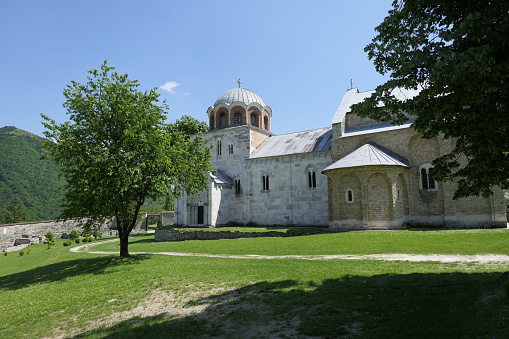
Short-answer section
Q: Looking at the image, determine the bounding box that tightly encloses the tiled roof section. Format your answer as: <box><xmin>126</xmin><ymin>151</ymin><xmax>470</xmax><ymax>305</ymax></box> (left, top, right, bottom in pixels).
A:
<box><xmin>322</xmin><ymin>143</ymin><xmax>410</xmax><ymax>172</ymax></box>
<box><xmin>331</xmin><ymin>87</ymin><xmax>420</xmax><ymax>125</ymax></box>
<box><xmin>210</xmin><ymin>171</ymin><xmax>233</xmax><ymax>185</ymax></box>
<box><xmin>250</xmin><ymin>127</ymin><xmax>332</xmax><ymax>159</ymax></box>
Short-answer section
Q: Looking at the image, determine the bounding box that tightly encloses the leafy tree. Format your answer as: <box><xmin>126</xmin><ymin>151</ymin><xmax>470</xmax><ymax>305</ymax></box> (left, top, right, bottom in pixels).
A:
<box><xmin>44</xmin><ymin>231</ymin><xmax>55</xmax><ymax>249</ymax></box>
<box><xmin>41</xmin><ymin>61</ymin><xmax>211</xmax><ymax>257</ymax></box>
<box><xmin>168</xmin><ymin>115</ymin><xmax>208</xmax><ymax>135</ymax></box>
<box><xmin>3</xmin><ymin>196</ymin><xmax>27</xmax><ymax>224</ymax></box>
<box><xmin>351</xmin><ymin>0</ymin><xmax>509</xmax><ymax>198</ymax></box>
<box><xmin>69</xmin><ymin>230</ymin><xmax>79</xmax><ymax>244</ymax></box>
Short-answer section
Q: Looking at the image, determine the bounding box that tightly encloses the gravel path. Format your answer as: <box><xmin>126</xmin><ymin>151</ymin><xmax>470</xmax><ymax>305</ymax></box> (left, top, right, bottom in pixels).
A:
<box><xmin>70</xmin><ymin>239</ymin><xmax>509</xmax><ymax>263</ymax></box>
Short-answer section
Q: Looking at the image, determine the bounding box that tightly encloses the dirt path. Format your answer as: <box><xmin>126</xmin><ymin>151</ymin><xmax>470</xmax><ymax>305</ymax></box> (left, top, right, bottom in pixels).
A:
<box><xmin>70</xmin><ymin>239</ymin><xmax>509</xmax><ymax>263</ymax></box>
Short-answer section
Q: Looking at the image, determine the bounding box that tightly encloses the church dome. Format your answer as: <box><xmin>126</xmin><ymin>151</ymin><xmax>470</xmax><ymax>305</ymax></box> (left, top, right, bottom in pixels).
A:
<box><xmin>213</xmin><ymin>87</ymin><xmax>266</xmax><ymax>107</ymax></box>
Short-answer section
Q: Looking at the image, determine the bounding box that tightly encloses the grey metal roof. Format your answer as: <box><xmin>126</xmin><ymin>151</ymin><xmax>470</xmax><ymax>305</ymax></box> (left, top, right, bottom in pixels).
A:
<box><xmin>249</xmin><ymin>127</ymin><xmax>332</xmax><ymax>159</ymax></box>
<box><xmin>213</xmin><ymin>88</ymin><xmax>266</xmax><ymax>107</ymax></box>
<box><xmin>343</xmin><ymin>119</ymin><xmax>415</xmax><ymax>137</ymax></box>
<box><xmin>209</xmin><ymin>171</ymin><xmax>233</xmax><ymax>185</ymax></box>
<box><xmin>331</xmin><ymin>87</ymin><xmax>420</xmax><ymax>125</ymax></box>
<box><xmin>322</xmin><ymin>143</ymin><xmax>410</xmax><ymax>172</ymax></box>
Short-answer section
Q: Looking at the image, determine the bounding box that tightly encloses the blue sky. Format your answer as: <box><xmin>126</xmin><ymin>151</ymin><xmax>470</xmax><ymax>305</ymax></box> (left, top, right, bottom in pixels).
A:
<box><xmin>0</xmin><ymin>0</ymin><xmax>393</xmax><ymax>137</ymax></box>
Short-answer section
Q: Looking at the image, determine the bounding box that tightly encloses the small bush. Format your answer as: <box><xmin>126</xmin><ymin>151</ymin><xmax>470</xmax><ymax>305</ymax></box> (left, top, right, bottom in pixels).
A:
<box><xmin>93</xmin><ymin>230</ymin><xmax>99</xmax><ymax>240</ymax></box>
<box><xmin>19</xmin><ymin>251</ymin><xmax>24</xmax><ymax>256</ymax></box>
<box><xmin>75</xmin><ymin>238</ymin><xmax>81</xmax><ymax>244</ymax></box>
<box><xmin>3</xmin><ymin>252</ymin><xmax>6</xmax><ymax>256</ymax></box>
<box><xmin>63</xmin><ymin>240</ymin><xmax>73</xmax><ymax>246</ymax></box>
<box><xmin>85</xmin><ymin>236</ymin><xmax>93</xmax><ymax>242</ymax></box>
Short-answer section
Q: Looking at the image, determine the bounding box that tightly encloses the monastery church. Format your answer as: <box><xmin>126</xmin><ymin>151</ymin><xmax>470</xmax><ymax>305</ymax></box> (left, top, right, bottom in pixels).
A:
<box><xmin>174</xmin><ymin>83</ymin><xmax>507</xmax><ymax>229</ymax></box>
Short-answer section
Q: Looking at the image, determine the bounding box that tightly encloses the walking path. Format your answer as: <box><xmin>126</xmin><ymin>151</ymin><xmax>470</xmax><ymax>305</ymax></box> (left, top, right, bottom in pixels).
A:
<box><xmin>70</xmin><ymin>239</ymin><xmax>509</xmax><ymax>263</ymax></box>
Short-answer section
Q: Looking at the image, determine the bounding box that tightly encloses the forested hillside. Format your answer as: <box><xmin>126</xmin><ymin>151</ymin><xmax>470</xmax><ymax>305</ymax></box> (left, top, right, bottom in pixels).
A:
<box><xmin>0</xmin><ymin>126</ymin><xmax>64</xmax><ymax>223</ymax></box>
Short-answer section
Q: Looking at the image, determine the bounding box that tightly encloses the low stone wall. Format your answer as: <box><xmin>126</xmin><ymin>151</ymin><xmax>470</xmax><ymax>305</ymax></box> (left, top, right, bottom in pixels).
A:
<box><xmin>0</xmin><ymin>219</ymin><xmax>114</xmax><ymax>251</ymax></box>
<box><xmin>155</xmin><ymin>228</ymin><xmax>295</xmax><ymax>242</ymax></box>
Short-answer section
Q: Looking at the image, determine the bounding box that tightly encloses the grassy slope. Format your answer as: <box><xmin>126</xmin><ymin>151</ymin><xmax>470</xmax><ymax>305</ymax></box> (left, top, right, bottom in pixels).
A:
<box><xmin>1</xmin><ymin>231</ymin><xmax>509</xmax><ymax>338</ymax></box>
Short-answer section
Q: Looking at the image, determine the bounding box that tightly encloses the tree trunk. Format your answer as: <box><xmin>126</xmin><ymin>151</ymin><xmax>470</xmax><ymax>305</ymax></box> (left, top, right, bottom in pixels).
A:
<box><xmin>119</xmin><ymin>235</ymin><xmax>130</xmax><ymax>257</ymax></box>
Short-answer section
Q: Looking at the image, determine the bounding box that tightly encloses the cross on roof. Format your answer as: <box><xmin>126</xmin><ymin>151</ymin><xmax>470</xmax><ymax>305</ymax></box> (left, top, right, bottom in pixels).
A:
<box><xmin>237</xmin><ymin>78</ymin><xmax>242</xmax><ymax>88</ymax></box>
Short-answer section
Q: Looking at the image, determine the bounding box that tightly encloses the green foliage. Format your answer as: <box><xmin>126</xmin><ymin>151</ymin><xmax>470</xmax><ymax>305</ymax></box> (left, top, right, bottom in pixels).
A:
<box><xmin>3</xmin><ymin>196</ymin><xmax>27</xmax><ymax>224</ymax></box>
<box><xmin>74</xmin><ymin>238</ymin><xmax>81</xmax><ymax>244</ymax></box>
<box><xmin>69</xmin><ymin>230</ymin><xmax>79</xmax><ymax>243</ymax></box>
<box><xmin>19</xmin><ymin>250</ymin><xmax>24</xmax><ymax>256</ymax></box>
<box><xmin>352</xmin><ymin>0</ymin><xmax>509</xmax><ymax>198</ymax></box>
<box><xmin>44</xmin><ymin>231</ymin><xmax>55</xmax><ymax>249</ymax></box>
<box><xmin>92</xmin><ymin>229</ymin><xmax>99</xmax><ymax>240</ymax></box>
<box><xmin>63</xmin><ymin>240</ymin><xmax>72</xmax><ymax>246</ymax></box>
<box><xmin>41</xmin><ymin>60</ymin><xmax>212</xmax><ymax>257</ymax></box>
<box><xmin>0</xmin><ymin>127</ymin><xmax>64</xmax><ymax>223</ymax></box>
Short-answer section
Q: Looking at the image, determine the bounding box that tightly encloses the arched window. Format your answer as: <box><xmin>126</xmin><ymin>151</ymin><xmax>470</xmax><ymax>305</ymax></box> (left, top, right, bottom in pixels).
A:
<box><xmin>307</xmin><ymin>169</ymin><xmax>316</xmax><ymax>188</ymax></box>
<box><xmin>263</xmin><ymin>115</ymin><xmax>269</xmax><ymax>130</ymax></box>
<box><xmin>234</xmin><ymin>178</ymin><xmax>241</xmax><ymax>194</ymax></box>
<box><xmin>228</xmin><ymin>144</ymin><xmax>234</xmax><ymax>155</ymax></box>
<box><xmin>220</xmin><ymin>113</ymin><xmax>227</xmax><ymax>128</ymax></box>
<box><xmin>235</xmin><ymin>113</ymin><xmax>242</xmax><ymax>126</ymax></box>
<box><xmin>419</xmin><ymin>164</ymin><xmax>437</xmax><ymax>191</ymax></box>
<box><xmin>346</xmin><ymin>189</ymin><xmax>354</xmax><ymax>203</ymax></box>
<box><xmin>251</xmin><ymin>113</ymin><xmax>257</xmax><ymax>127</ymax></box>
<box><xmin>217</xmin><ymin>140</ymin><xmax>222</xmax><ymax>156</ymax></box>
<box><xmin>210</xmin><ymin>115</ymin><xmax>214</xmax><ymax>130</ymax></box>
<box><xmin>397</xmin><ymin>188</ymin><xmax>402</xmax><ymax>202</ymax></box>
<box><xmin>262</xmin><ymin>174</ymin><xmax>270</xmax><ymax>191</ymax></box>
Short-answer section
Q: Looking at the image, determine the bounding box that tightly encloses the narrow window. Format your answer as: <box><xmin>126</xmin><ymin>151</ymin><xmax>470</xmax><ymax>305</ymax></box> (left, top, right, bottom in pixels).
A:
<box><xmin>229</xmin><ymin>144</ymin><xmax>234</xmax><ymax>155</ymax></box>
<box><xmin>234</xmin><ymin>179</ymin><xmax>241</xmax><ymax>194</ymax></box>
<box><xmin>308</xmin><ymin>170</ymin><xmax>316</xmax><ymax>188</ymax></box>
<box><xmin>251</xmin><ymin>113</ymin><xmax>257</xmax><ymax>127</ymax></box>
<box><xmin>397</xmin><ymin>188</ymin><xmax>402</xmax><ymax>202</ymax></box>
<box><xmin>346</xmin><ymin>189</ymin><xmax>354</xmax><ymax>203</ymax></box>
<box><xmin>220</xmin><ymin>113</ymin><xmax>226</xmax><ymax>128</ymax></box>
<box><xmin>421</xmin><ymin>168</ymin><xmax>428</xmax><ymax>190</ymax></box>
<box><xmin>262</xmin><ymin>174</ymin><xmax>270</xmax><ymax>191</ymax></box>
<box><xmin>217</xmin><ymin>140</ymin><xmax>222</xmax><ymax>156</ymax></box>
<box><xmin>428</xmin><ymin>168</ymin><xmax>435</xmax><ymax>189</ymax></box>
<box><xmin>264</xmin><ymin>116</ymin><xmax>269</xmax><ymax>130</ymax></box>
<box><xmin>235</xmin><ymin>113</ymin><xmax>242</xmax><ymax>126</ymax></box>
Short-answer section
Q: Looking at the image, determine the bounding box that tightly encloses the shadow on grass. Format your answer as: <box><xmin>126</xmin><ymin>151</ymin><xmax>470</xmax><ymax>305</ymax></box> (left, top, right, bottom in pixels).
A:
<box><xmin>73</xmin><ymin>272</ymin><xmax>509</xmax><ymax>339</ymax></box>
<box><xmin>0</xmin><ymin>255</ymin><xmax>150</xmax><ymax>291</ymax></box>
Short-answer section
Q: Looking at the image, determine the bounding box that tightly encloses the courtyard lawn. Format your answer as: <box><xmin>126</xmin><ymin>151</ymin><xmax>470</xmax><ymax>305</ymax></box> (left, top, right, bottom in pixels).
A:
<box><xmin>0</xmin><ymin>230</ymin><xmax>508</xmax><ymax>338</ymax></box>
<box><xmin>95</xmin><ymin>228</ymin><xmax>509</xmax><ymax>256</ymax></box>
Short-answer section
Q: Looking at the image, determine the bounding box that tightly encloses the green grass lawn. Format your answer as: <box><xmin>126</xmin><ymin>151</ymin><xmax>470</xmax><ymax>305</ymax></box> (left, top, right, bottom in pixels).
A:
<box><xmin>1</xmin><ymin>230</ymin><xmax>509</xmax><ymax>338</ymax></box>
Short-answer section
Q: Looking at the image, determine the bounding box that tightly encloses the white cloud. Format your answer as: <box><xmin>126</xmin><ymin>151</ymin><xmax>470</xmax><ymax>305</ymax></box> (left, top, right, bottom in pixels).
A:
<box><xmin>160</xmin><ymin>81</ymin><xmax>181</xmax><ymax>93</ymax></box>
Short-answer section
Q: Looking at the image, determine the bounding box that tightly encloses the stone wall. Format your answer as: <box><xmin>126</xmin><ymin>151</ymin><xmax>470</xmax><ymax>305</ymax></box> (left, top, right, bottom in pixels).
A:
<box><xmin>0</xmin><ymin>219</ymin><xmax>115</xmax><ymax>251</ymax></box>
<box><xmin>155</xmin><ymin>228</ymin><xmax>301</xmax><ymax>242</ymax></box>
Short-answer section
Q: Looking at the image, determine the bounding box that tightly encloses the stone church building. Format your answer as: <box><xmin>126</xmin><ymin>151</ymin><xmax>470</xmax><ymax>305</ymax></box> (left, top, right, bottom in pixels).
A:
<box><xmin>174</xmin><ymin>85</ymin><xmax>507</xmax><ymax>229</ymax></box>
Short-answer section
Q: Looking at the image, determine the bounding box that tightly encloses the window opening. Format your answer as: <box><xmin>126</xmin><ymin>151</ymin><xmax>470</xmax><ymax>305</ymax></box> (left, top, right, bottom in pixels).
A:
<box><xmin>220</xmin><ymin>113</ymin><xmax>226</xmax><ymax>128</ymax></box>
<box><xmin>262</xmin><ymin>174</ymin><xmax>270</xmax><ymax>191</ymax></box>
<box><xmin>234</xmin><ymin>179</ymin><xmax>241</xmax><ymax>194</ymax></box>
<box><xmin>308</xmin><ymin>170</ymin><xmax>316</xmax><ymax>188</ymax></box>
<box><xmin>228</xmin><ymin>144</ymin><xmax>234</xmax><ymax>155</ymax></box>
<box><xmin>419</xmin><ymin>164</ymin><xmax>437</xmax><ymax>190</ymax></box>
<box><xmin>235</xmin><ymin>113</ymin><xmax>242</xmax><ymax>126</ymax></box>
<box><xmin>251</xmin><ymin>113</ymin><xmax>257</xmax><ymax>127</ymax></box>
<box><xmin>346</xmin><ymin>189</ymin><xmax>354</xmax><ymax>203</ymax></box>
<box><xmin>397</xmin><ymin>188</ymin><xmax>402</xmax><ymax>202</ymax></box>
<box><xmin>217</xmin><ymin>140</ymin><xmax>222</xmax><ymax>156</ymax></box>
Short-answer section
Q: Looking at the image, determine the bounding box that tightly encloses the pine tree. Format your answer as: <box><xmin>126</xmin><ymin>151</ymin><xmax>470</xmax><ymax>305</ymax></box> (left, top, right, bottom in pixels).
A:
<box><xmin>4</xmin><ymin>196</ymin><xmax>27</xmax><ymax>224</ymax></box>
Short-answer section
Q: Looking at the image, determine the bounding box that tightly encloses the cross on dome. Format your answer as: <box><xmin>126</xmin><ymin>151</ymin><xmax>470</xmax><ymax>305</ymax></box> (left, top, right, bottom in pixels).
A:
<box><xmin>237</xmin><ymin>78</ymin><xmax>242</xmax><ymax>88</ymax></box>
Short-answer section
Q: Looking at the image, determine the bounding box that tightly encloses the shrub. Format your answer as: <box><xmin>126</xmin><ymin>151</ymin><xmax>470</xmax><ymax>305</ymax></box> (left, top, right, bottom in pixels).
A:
<box><xmin>69</xmin><ymin>230</ymin><xmax>79</xmax><ymax>244</ymax></box>
<box><xmin>63</xmin><ymin>240</ymin><xmax>72</xmax><ymax>246</ymax></box>
<box><xmin>75</xmin><ymin>238</ymin><xmax>81</xmax><ymax>244</ymax></box>
<box><xmin>93</xmin><ymin>230</ymin><xmax>99</xmax><ymax>240</ymax></box>
<box><xmin>3</xmin><ymin>252</ymin><xmax>6</xmax><ymax>256</ymax></box>
<box><xmin>19</xmin><ymin>251</ymin><xmax>24</xmax><ymax>256</ymax></box>
<box><xmin>85</xmin><ymin>236</ymin><xmax>93</xmax><ymax>242</ymax></box>
<box><xmin>44</xmin><ymin>231</ymin><xmax>55</xmax><ymax>249</ymax></box>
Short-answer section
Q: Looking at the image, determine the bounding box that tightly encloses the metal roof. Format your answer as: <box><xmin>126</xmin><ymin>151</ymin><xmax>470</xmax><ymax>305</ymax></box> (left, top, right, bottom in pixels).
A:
<box><xmin>331</xmin><ymin>87</ymin><xmax>420</xmax><ymax>125</ymax></box>
<box><xmin>249</xmin><ymin>127</ymin><xmax>332</xmax><ymax>159</ymax></box>
<box><xmin>213</xmin><ymin>88</ymin><xmax>266</xmax><ymax>107</ymax></box>
<box><xmin>322</xmin><ymin>143</ymin><xmax>410</xmax><ymax>172</ymax></box>
<box><xmin>209</xmin><ymin>171</ymin><xmax>233</xmax><ymax>185</ymax></box>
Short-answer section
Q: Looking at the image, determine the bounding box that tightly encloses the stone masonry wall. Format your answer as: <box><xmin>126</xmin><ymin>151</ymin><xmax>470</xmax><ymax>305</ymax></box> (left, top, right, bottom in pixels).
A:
<box><xmin>155</xmin><ymin>228</ymin><xmax>302</xmax><ymax>242</ymax></box>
